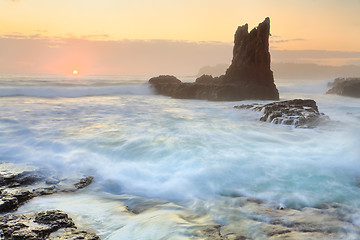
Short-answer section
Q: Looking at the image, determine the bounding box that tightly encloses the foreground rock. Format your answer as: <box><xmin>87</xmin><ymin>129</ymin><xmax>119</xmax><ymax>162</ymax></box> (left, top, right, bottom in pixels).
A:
<box><xmin>326</xmin><ymin>77</ymin><xmax>360</xmax><ymax>98</ymax></box>
<box><xmin>0</xmin><ymin>163</ymin><xmax>100</xmax><ymax>239</ymax></box>
<box><xmin>235</xmin><ymin>99</ymin><xmax>329</xmax><ymax>128</ymax></box>
<box><xmin>0</xmin><ymin>163</ymin><xmax>93</xmax><ymax>213</ymax></box>
<box><xmin>149</xmin><ymin>18</ymin><xmax>279</xmax><ymax>101</ymax></box>
<box><xmin>205</xmin><ymin>197</ymin><xmax>360</xmax><ymax>240</ymax></box>
<box><xmin>0</xmin><ymin>210</ymin><xmax>100</xmax><ymax>240</ymax></box>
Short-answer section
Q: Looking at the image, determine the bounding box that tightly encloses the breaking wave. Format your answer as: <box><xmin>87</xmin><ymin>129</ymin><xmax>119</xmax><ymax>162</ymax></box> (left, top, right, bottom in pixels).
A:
<box><xmin>0</xmin><ymin>85</ymin><xmax>153</xmax><ymax>98</ymax></box>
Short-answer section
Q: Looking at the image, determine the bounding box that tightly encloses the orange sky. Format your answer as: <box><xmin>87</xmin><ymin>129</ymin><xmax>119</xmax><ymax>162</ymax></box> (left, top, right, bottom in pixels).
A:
<box><xmin>1</xmin><ymin>0</ymin><xmax>360</xmax><ymax>75</ymax></box>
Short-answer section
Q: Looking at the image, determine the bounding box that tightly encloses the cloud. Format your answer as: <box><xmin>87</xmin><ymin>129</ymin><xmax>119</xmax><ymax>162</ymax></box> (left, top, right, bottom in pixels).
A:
<box><xmin>35</xmin><ymin>29</ymin><xmax>48</xmax><ymax>33</ymax></box>
<box><xmin>80</xmin><ymin>34</ymin><xmax>111</xmax><ymax>40</ymax></box>
<box><xmin>0</xmin><ymin>34</ymin><xmax>232</xmax><ymax>75</ymax></box>
<box><xmin>270</xmin><ymin>38</ymin><xmax>306</xmax><ymax>44</ymax></box>
<box><xmin>272</xmin><ymin>49</ymin><xmax>360</xmax><ymax>59</ymax></box>
<box><xmin>270</xmin><ymin>35</ymin><xmax>281</xmax><ymax>39</ymax></box>
<box><xmin>1</xmin><ymin>33</ymin><xmax>46</xmax><ymax>40</ymax></box>
<box><xmin>271</xmin><ymin>49</ymin><xmax>360</xmax><ymax>66</ymax></box>
<box><xmin>1</xmin><ymin>33</ymin><xmax>359</xmax><ymax>75</ymax></box>
<box><xmin>2</xmin><ymin>34</ymin><xmax>26</xmax><ymax>39</ymax></box>
<box><xmin>0</xmin><ymin>32</ymin><xmax>110</xmax><ymax>42</ymax></box>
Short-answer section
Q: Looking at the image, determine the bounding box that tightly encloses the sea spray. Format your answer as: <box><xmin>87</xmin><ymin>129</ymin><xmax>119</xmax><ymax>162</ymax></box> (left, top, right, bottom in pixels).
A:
<box><xmin>1</xmin><ymin>74</ymin><xmax>360</xmax><ymax>239</ymax></box>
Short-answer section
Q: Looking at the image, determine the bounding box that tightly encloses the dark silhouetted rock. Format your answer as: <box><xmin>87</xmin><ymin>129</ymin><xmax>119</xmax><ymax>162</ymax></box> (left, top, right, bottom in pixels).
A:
<box><xmin>235</xmin><ymin>99</ymin><xmax>330</xmax><ymax>128</ymax></box>
<box><xmin>195</xmin><ymin>74</ymin><xmax>220</xmax><ymax>84</ymax></box>
<box><xmin>148</xmin><ymin>75</ymin><xmax>182</xmax><ymax>97</ymax></box>
<box><xmin>149</xmin><ymin>18</ymin><xmax>279</xmax><ymax>101</ymax></box>
<box><xmin>223</xmin><ymin>17</ymin><xmax>274</xmax><ymax>86</ymax></box>
<box><xmin>326</xmin><ymin>77</ymin><xmax>360</xmax><ymax>98</ymax></box>
<box><xmin>148</xmin><ymin>75</ymin><xmax>182</xmax><ymax>85</ymax></box>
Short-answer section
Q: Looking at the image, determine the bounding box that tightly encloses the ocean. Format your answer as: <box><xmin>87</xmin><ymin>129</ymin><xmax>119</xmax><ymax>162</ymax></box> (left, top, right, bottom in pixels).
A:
<box><xmin>1</xmin><ymin>74</ymin><xmax>360</xmax><ymax>239</ymax></box>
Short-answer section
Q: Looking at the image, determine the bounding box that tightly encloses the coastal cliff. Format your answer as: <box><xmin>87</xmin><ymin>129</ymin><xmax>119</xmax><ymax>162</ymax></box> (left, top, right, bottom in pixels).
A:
<box><xmin>149</xmin><ymin>18</ymin><xmax>279</xmax><ymax>101</ymax></box>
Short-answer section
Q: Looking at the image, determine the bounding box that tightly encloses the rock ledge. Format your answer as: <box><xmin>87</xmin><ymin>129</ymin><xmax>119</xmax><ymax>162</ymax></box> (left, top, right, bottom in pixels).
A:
<box><xmin>0</xmin><ymin>163</ymin><xmax>100</xmax><ymax>240</ymax></box>
<box><xmin>235</xmin><ymin>99</ymin><xmax>330</xmax><ymax>128</ymax></box>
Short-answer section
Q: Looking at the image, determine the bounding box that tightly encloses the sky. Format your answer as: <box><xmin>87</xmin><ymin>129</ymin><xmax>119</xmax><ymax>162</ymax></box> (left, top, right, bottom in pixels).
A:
<box><xmin>1</xmin><ymin>0</ymin><xmax>360</xmax><ymax>75</ymax></box>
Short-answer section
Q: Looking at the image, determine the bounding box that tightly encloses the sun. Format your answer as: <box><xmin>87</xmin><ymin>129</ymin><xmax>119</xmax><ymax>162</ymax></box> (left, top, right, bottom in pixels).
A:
<box><xmin>72</xmin><ymin>70</ymin><xmax>78</xmax><ymax>75</ymax></box>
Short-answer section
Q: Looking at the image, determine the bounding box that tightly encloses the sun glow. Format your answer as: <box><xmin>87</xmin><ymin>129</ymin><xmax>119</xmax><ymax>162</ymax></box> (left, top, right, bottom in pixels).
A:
<box><xmin>72</xmin><ymin>70</ymin><xmax>78</xmax><ymax>75</ymax></box>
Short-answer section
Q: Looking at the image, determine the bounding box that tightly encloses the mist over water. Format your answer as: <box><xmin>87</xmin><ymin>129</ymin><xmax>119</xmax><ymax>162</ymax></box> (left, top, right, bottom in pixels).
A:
<box><xmin>1</xmin><ymin>75</ymin><xmax>360</xmax><ymax>239</ymax></box>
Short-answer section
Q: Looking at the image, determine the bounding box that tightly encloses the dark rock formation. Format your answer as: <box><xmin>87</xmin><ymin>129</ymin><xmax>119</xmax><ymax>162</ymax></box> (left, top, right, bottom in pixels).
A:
<box><xmin>49</xmin><ymin>228</ymin><xmax>101</xmax><ymax>240</ymax></box>
<box><xmin>0</xmin><ymin>163</ymin><xmax>95</xmax><ymax>213</ymax></box>
<box><xmin>149</xmin><ymin>18</ymin><xmax>279</xmax><ymax>101</ymax></box>
<box><xmin>0</xmin><ymin>210</ymin><xmax>100</xmax><ymax>240</ymax></box>
<box><xmin>0</xmin><ymin>163</ymin><xmax>101</xmax><ymax>239</ymax></box>
<box><xmin>235</xmin><ymin>99</ymin><xmax>330</xmax><ymax>128</ymax></box>
<box><xmin>326</xmin><ymin>77</ymin><xmax>360</xmax><ymax>98</ymax></box>
<box><xmin>148</xmin><ymin>75</ymin><xmax>181</xmax><ymax>85</ymax></box>
<box><xmin>74</xmin><ymin>176</ymin><xmax>94</xmax><ymax>189</ymax></box>
<box><xmin>223</xmin><ymin>17</ymin><xmax>274</xmax><ymax>86</ymax></box>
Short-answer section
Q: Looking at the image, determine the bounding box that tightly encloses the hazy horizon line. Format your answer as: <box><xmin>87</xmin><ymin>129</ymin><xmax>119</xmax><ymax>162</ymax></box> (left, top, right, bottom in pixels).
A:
<box><xmin>1</xmin><ymin>34</ymin><xmax>360</xmax><ymax>75</ymax></box>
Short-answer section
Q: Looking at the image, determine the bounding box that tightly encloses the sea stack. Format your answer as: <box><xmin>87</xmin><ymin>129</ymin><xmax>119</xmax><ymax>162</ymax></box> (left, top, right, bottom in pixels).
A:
<box><xmin>149</xmin><ymin>17</ymin><xmax>279</xmax><ymax>101</ymax></box>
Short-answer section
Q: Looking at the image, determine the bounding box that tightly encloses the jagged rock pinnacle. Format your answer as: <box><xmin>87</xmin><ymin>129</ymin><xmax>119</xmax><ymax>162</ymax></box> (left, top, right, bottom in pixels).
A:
<box><xmin>149</xmin><ymin>18</ymin><xmax>279</xmax><ymax>101</ymax></box>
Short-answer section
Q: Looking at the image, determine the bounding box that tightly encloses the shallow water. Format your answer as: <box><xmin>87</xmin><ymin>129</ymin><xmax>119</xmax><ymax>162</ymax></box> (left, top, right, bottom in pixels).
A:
<box><xmin>1</xmin><ymin>75</ymin><xmax>360</xmax><ymax>239</ymax></box>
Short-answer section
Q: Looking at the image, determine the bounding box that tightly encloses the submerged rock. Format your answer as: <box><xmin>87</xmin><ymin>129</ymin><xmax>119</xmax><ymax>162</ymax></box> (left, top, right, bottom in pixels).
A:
<box><xmin>149</xmin><ymin>18</ymin><xmax>279</xmax><ymax>101</ymax></box>
<box><xmin>0</xmin><ymin>210</ymin><xmax>100</xmax><ymax>240</ymax></box>
<box><xmin>217</xmin><ymin>197</ymin><xmax>360</xmax><ymax>240</ymax></box>
<box><xmin>326</xmin><ymin>77</ymin><xmax>360</xmax><ymax>98</ymax></box>
<box><xmin>235</xmin><ymin>99</ymin><xmax>329</xmax><ymax>128</ymax></box>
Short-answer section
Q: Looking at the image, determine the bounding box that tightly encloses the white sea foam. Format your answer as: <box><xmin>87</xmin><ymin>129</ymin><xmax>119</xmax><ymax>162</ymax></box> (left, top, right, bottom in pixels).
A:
<box><xmin>0</xmin><ymin>85</ymin><xmax>153</xmax><ymax>98</ymax></box>
<box><xmin>1</xmin><ymin>75</ymin><xmax>360</xmax><ymax>239</ymax></box>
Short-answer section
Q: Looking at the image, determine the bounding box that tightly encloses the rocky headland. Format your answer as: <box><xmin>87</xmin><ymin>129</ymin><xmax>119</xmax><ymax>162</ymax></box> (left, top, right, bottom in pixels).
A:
<box><xmin>235</xmin><ymin>99</ymin><xmax>330</xmax><ymax>128</ymax></box>
<box><xmin>149</xmin><ymin>17</ymin><xmax>279</xmax><ymax>101</ymax></box>
<box><xmin>0</xmin><ymin>163</ymin><xmax>100</xmax><ymax>239</ymax></box>
<box><xmin>326</xmin><ymin>77</ymin><xmax>360</xmax><ymax>98</ymax></box>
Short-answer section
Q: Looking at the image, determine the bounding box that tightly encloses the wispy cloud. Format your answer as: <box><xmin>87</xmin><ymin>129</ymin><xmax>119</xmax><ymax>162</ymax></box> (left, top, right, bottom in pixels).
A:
<box><xmin>271</xmin><ymin>49</ymin><xmax>360</xmax><ymax>66</ymax></box>
<box><xmin>270</xmin><ymin>36</ymin><xmax>306</xmax><ymax>44</ymax></box>
<box><xmin>80</xmin><ymin>34</ymin><xmax>111</xmax><ymax>41</ymax></box>
<box><xmin>1</xmin><ymin>33</ymin><xmax>359</xmax><ymax>75</ymax></box>
<box><xmin>35</xmin><ymin>29</ymin><xmax>48</xmax><ymax>33</ymax></box>
<box><xmin>271</xmin><ymin>38</ymin><xmax>306</xmax><ymax>44</ymax></box>
<box><xmin>0</xmin><ymin>33</ymin><xmax>232</xmax><ymax>75</ymax></box>
<box><xmin>1</xmin><ymin>33</ymin><xmax>46</xmax><ymax>40</ymax></box>
<box><xmin>0</xmin><ymin>32</ymin><xmax>110</xmax><ymax>42</ymax></box>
